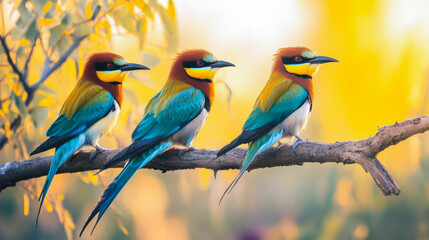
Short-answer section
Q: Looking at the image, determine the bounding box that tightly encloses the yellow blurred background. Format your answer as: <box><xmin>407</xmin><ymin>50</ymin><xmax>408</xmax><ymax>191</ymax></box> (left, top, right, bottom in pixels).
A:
<box><xmin>1</xmin><ymin>0</ymin><xmax>429</xmax><ymax>239</ymax></box>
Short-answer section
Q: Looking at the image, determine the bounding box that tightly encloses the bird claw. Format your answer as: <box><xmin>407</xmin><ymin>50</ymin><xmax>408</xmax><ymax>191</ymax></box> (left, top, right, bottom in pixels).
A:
<box><xmin>89</xmin><ymin>145</ymin><xmax>109</xmax><ymax>162</ymax></box>
<box><xmin>178</xmin><ymin>146</ymin><xmax>196</xmax><ymax>160</ymax></box>
<box><xmin>292</xmin><ymin>136</ymin><xmax>304</xmax><ymax>156</ymax></box>
<box><xmin>274</xmin><ymin>142</ymin><xmax>287</xmax><ymax>152</ymax></box>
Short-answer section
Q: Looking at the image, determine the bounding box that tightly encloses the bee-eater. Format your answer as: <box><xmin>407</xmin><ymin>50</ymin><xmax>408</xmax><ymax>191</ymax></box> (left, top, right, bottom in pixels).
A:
<box><xmin>30</xmin><ymin>52</ymin><xmax>149</xmax><ymax>225</ymax></box>
<box><xmin>216</xmin><ymin>47</ymin><xmax>338</xmax><ymax>203</ymax></box>
<box><xmin>80</xmin><ymin>49</ymin><xmax>235</xmax><ymax>236</ymax></box>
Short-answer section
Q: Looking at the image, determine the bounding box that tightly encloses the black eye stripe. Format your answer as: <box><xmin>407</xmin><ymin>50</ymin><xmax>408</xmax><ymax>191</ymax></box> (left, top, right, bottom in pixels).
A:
<box><xmin>95</xmin><ymin>62</ymin><xmax>121</xmax><ymax>71</ymax></box>
<box><xmin>183</xmin><ymin>60</ymin><xmax>210</xmax><ymax>68</ymax></box>
<box><xmin>282</xmin><ymin>57</ymin><xmax>311</xmax><ymax>64</ymax></box>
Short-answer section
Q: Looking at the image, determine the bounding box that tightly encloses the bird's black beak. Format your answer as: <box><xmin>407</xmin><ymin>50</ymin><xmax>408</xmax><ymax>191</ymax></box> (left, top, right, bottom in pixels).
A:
<box><xmin>308</xmin><ymin>56</ymin><xmax>339</xmax><ymax>64</ymax></box>
<box><xmin>210</xmin><ymin>60</ymin><xmax>235</xmax><ymax>69</ymax></box>
<box><xmin>120</xmin><ymin>63</ymin><xmax>150</xmax><ymax>71</ymax></box>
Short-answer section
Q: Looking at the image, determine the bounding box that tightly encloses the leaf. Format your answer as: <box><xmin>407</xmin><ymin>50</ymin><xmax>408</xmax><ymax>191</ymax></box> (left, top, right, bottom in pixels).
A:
<box><xmin>13</xmin><ymin>94</ymin><xmax>27</xmax><ymax>118</ymax></box>
<box><xmin>57</xmin><ymin>35</ymin><xmax>72</xmax><ymax>55</ymax></box>
<box><xmin>117</xmin><ymin>218</ymin><xmax>129</xmax><ymax>236</ymax></box>
<box><xmin>88</xmin><ymin>172</ymin><xmax>98</xmax><ymax>185</ymax></box>
<box><xmin>41</xmin><ymin>18</ymin><xmax>54</xmax><ymax>27</ymax></box>
<box><xmin>73</xmin><ymin>24</ymin><xmax>92</xmax><ymax>37</ymax></box>
<box><xmin>156</xmin><ymin>3</ymin><xmax>178</xmax><ymax>52</ymax></box>
<box><xmin>24</xmin><ymin>19</ymin><xmax>38</xmax><ymax>42</ymax></box>
<box><xmin>42</xmin><ymin>1</ymin><xmax>52</xmax><ymax>15</ymax></box>
<box><xmin>9</xmin><ymin>0</ymin><xmax>23</xmax><ymax>19</ymax></box>
<box><xmin>124</xmin><ymin>1</ymin><xmax>134</xmax><ymax>14</ymax></box>
<box><xmin>38</xmin><ymin>97</ymin><xmax>53</xmax><ymax>107</ymax></box>
<box><xmin>48</xmin><ymin>24</ymin><xmax>67</xmax><ymax>48</ymax></box>
<box><xmin>23</xmin><ymin>193</ymin><xmax>30</xmax><ymax>216</ymax></box>
<box><xmin>113</xmin><ymin>7</ymin><xmax>135</xmax><ymax>32</ymax></box>
<box><xmin>32</xmin><ymin>0</ymin><xmax>47</xmax><ymax>14</ymax></box>
<box><xmin>1</xmin><ymin>100</ymin><xmax>10</xmax><ymax>114</ymax></box>
<box><xmin>17</xmin><ymin>0</ymin><xmax>31</xmax><ymax>23</ymax></box>
<box><xmin>39</xmin><ymin>85</ymin><xmax>56</xmax><ymax>94</ymax></box>
<box><xmin>19</xmin><ymin>38</ymin><xmax>31</xmax><ymax>47</ymax></box>
<box><xmin>132</xmin><ymin>0</ymin><xmax>154</xmax><ymax>20</ymax></box>
<box><xmin>85</xmin><ymin>1</ymin><xmax>99</xmax><ymax>19</ymax></box>
<box><xmin>61</xmin><ymin>12</ymin><xmax>72</xmax><ymax>28</ymax></box>
<box><xmin>136</xmin><ymin>18</ymin><xmax>147</xmax><ymax>39</ymax></box>
<box><xmin>167</xmin><ymin>0</ymin><xmax>176</xmax><ymax>19</ymax></box>
<box><xmin>4</xmin><ymin>120</ymin><xmax>10</xmax><ymax>138</ymax></box>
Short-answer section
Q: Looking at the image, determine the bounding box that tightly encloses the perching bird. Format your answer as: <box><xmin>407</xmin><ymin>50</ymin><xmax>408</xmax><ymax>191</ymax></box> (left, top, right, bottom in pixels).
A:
<box><xmin>216</xmin><ymin>47</ymin><xmax>338</xmax><ymax>203</ymax></box>
<box><xmin>80</xmin><ymin>49</ymin><xmax>235</xmax><ymax>236</ymax></box>
<box><xmin>30</xmin><ymin>52</ymin><xmax>149</xmax><ymax>225</ymax></box>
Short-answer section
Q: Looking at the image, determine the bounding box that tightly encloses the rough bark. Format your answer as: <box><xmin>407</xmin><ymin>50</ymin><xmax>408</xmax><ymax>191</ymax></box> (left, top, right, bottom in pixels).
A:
<box><xmin>1</xmin><ymin>116</ymin><xmax>428</xmax><ymax>195</ymax></box>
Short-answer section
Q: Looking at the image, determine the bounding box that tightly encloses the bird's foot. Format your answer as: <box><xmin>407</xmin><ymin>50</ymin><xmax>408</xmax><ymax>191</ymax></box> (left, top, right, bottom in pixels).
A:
<box><xmin>292</xmin><ymin>136</ymin><xmax>304</xmax><ymax>156</ymax></box>
<box><xmin>274</xmin><ymin>142</ymin><xmax>288</xmax><ymax>152</ymax></box>
<box><xmin>89</xmin><ymin>145</ymin><xmax>109</xmax><ymax>162</ymax></box>
<box><xmin>178</xmin><ymin>146</ymin><xmax>197</xmax><ymax>160</ymax></box>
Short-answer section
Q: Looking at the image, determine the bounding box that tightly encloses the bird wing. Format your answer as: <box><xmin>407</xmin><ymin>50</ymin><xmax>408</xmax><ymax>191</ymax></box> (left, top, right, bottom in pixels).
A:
<box><xmin>217</xmin><ymin>79</ymin><xmax>309</xmax><ymax>157</ymax></box>
<box><xmin>101</xmin><ymin>87</ymin><xmax>205</xmax><ymax>169</ymax></box>
<box><xmin>30</xmin><ymin>83</ymin><xmax>115</xmax><ymax>155</ymax></box>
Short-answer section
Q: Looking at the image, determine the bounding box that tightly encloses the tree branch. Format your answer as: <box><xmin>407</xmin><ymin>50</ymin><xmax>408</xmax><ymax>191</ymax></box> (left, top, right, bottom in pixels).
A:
<box><xmin>0</xmin><ymin>7</ymin><xmax>101</xmax><ymax>149</ymax></box>
<box><xmin>1</xmin><ymin>116</ymin><xmax>428</xmax><ymax>194</ymax></box>
<box><xmin>0</xmin><ymin>34</ymin><xmax>31</xmax><ymax>93</ymax></box>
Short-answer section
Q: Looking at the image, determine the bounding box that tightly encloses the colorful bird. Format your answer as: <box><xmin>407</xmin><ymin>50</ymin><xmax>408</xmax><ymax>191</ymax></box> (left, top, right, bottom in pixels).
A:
<box><xmin>30</xmin><ymin>52</ymin><xmax>149</xmax><ymax>225</ymax></box>
<box><xmin>216</xmin><ymin>47</ymin><xmax>338</xmax><ymax>203</ymax></box>
<box><xmin>80</xmin><ymin>49</ymin><xmax>235</xmax><ymax>236</ymax></box>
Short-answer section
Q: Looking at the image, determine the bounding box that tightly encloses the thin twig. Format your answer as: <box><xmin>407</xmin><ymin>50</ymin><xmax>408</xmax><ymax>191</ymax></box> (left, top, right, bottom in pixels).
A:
<box><xmin>0</xmin><ymin>35</ymin><xmax>29</xmax><ymax>92</ymax></box>
<box><xmin>23</xmin><ymin>33</ymin><xmax>39</xmax><ymax>77</ymax></box>
<box><xmin>32</xmin><ymin>35</ymin><xmax>87</xmax><ymax>91</ymax></box>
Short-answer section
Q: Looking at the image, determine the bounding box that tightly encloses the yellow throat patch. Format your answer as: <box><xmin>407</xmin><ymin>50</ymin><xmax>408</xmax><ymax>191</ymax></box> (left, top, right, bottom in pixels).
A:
<box><xmin>96</xmin><ymin>70</ymin><xmax>129</xmax><ymax>83</ymax></box>
<box><xmin>284</xmin><ymin>63</ymin><xmax>320</xmax><ymax>77</ymax></box>
<box><xmin>184</xmin><ymin>67</ymin><xmax>218</xmax><ymax>81</ymax></box>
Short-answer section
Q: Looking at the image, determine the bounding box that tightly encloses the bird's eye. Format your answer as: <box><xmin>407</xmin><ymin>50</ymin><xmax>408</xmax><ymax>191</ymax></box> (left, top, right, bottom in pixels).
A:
<box><xmin>107</xmin><ymin>63</ymin><xmax>114</xmax><ymax>69</ymax></box>
<box><xmin>294</xmin><ymin>56</ymin><xmax>302</xmax><ymax>62</ymax></box>
<box><xmin>196</xmin><ymin>60</ymin><xmax>204</xmax><ymax>66</ymax></box>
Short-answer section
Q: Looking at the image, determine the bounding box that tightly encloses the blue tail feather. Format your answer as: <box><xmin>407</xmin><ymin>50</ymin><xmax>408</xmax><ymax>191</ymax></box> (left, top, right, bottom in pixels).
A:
<box><xmin>80</xmin><ymin>141</ymin><xmax>173</xmax><ymax>237</ymax></box>
<box><xmin>219</xmin><ymin>129</ymin><xmax>283</xmax><ymax>204</ymax></box>
<box><xmin>36</xmin><ymin>135</ymin><xmax>85</xmax><ymax>227</ymax></box>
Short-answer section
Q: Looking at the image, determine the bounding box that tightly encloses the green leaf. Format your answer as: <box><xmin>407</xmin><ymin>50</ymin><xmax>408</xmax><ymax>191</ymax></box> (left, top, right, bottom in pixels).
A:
<box><xmin>61</xmin><ymin>12</ymin><xmax>72</xmax><ymax>28</ymax></box>
<box><xmin>136</xmin><ymin>18</ymin><xmax>147</xmax><ymax>38</ymax></box>
<box><xmin>112</xmin><ymin>7</ymin><xmax>135</xmax><ymax>32</ymax></box>
<box><xmin>57</xmin><ymin>35</ymin><xmax>72</xmax><ymax>55</ymax></box>
<box><xmin>39</xmin><ymin>85</ymin><xmax>56</xmax><ymax>94</ymax></box>
<box><xmin>24</xmin><ymin>19</ymin><xmax>38</xmax><ymax>42</ymax></box>
<box><xmin>49</xmin><ymin>24</ymin><xmax>67</xmax><ymax>48</ymax></box>
<box><xmin>157</xmin><ymin>4</ymin><xmax>178</xmax><ymax>52</ymax></box>
<box><xmin>73</xmin><ymin>24</ymin><xmax>92</xmax><ymax>37</ymax></box>
<box><xmin>32</xmin><ymin>0</ymin><xmax>47</xmax><ymax>15</ymax></box>
<box><xmin>32</xmin><ymin>93</ymin><xmax>47</xmax><ymax>106</ymax></box>
<box><xmin>17</xmin><ymin>0</ymin><xmax>31</xmax><ymax>23</ymax></box>
<box><xmin>13</xmin><ymin>94</ymin><xmax>27</xmax><ymax>118</ymax></box>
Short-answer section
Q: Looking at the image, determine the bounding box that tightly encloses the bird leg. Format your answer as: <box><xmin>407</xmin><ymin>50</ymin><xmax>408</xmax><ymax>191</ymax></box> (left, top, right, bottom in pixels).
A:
<box><xmin>89</xmin><ymin>145</ymin><xmax>109</xmax><ymax>162</ymax></box>
<box><xmin>292</xmin><ymin>135</ymin><xmax>304</xmax><ymax>156</ymax></box>
<box><xmin>178</xmin><ymin>146</ymin><xmax>197</xmax><ymax>160</ymax></box>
